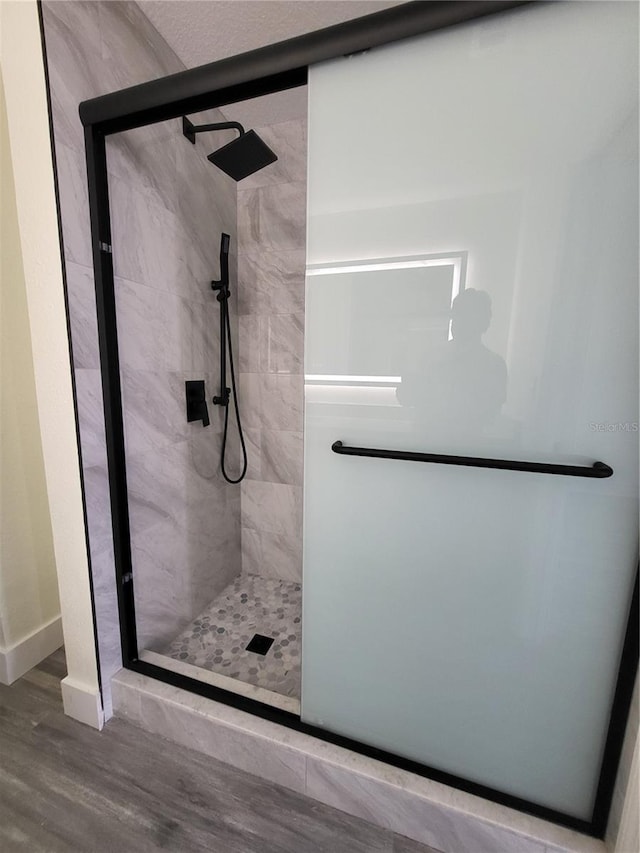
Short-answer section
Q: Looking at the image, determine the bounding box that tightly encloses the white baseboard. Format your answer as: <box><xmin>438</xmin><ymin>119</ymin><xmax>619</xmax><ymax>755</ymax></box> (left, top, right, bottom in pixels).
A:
<box><xmin>0</xmin><ymin>615</ymin><xmax>64</xmax><ymax>685</ymax></box>
<box><xmin>61</xmin><ymin>676</ymin><xmax>104</xmax><ymax>730</ymax></box>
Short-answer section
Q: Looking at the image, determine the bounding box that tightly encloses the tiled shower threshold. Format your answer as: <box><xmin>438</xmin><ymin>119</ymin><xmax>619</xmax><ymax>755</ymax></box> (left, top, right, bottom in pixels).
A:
<box><xmin>140</xmin><ymin>574</ymin><xmax>302</xmax><ymax>715</ymax></box>
<box><xmin>112</xmin><ymin>669</ymin><xmax>606</xmax><ymax>853</ymax></box>
<box><xmin>138</xmin><ymin>650</ymin><xmax>300</xmax><ymax>714</ymax></box>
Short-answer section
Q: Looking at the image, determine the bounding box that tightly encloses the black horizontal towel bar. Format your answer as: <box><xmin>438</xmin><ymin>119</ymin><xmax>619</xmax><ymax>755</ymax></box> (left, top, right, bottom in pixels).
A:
<box><xmin>331</xmin><ymin>441</ymin><xmax>613</xmax><ymax>478</ymax></box>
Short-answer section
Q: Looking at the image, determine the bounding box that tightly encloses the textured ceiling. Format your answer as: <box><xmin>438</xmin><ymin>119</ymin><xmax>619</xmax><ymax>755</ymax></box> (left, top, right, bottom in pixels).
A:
<box><xmin>137</xmin><ymin>0</ymin><xmax>403</xmax><ymax>126</ymax></box>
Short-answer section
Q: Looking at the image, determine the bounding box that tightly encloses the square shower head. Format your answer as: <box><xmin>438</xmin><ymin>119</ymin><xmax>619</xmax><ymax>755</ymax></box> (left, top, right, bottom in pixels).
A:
<box><xmin>207</xmin><ymin>130</ymin><xmax>277</xmax><ymax>182</ymax></box>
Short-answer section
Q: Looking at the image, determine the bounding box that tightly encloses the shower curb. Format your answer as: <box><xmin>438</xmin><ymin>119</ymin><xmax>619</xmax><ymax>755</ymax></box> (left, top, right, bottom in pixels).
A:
<box><xmin>111</xmin><ymin>668</ymin><xmax>606</xmax><ymax>853</ymax></box>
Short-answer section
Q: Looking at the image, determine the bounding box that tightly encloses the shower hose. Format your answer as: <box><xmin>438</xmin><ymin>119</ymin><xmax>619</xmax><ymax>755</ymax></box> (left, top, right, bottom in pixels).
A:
<box><xmin>220</xmin><ymin>291</ymin><xmax>248</xmax><ymax>484</ymax></box>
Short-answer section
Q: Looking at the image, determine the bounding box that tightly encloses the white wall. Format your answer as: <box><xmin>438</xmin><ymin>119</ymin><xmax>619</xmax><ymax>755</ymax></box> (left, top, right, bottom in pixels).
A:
<box><xmin>0</xmin><ymin>0</ymin><xmax>102</xmax><ymax>727</ymax></box>
<box><xmin>0</xmin><ymin>70</ymin><xmax>62</xmax><ymax>684</ymax></box>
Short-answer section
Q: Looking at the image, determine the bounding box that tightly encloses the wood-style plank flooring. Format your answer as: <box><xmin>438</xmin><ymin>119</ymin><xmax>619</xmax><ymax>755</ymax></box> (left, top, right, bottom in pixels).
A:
<box><xmin>0</xmin><ymin>650</ymin><xmax>438</xmax><ymax>853</ymax></box>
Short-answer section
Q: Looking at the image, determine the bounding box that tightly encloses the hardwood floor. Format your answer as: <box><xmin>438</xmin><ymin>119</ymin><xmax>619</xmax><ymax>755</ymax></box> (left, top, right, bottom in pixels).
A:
<box><xmin>0</xmin><ymin>650</ymin><xmax>438</xmax><ymax>853</ymax></box>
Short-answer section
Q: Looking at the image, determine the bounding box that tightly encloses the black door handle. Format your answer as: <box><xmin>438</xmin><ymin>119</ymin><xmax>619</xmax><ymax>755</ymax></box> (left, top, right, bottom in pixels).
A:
<box><xmin>331</xmin><ymin>441</ymin><xmax>613</xmax><ymax>478</ymax></box>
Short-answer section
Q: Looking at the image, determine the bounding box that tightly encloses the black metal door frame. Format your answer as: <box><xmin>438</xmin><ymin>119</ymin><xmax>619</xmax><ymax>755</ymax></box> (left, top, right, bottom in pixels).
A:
<box><xmin>74</xmin><ymin>0</ymin><xmax>638</xmax><ymax>838</ymax></box>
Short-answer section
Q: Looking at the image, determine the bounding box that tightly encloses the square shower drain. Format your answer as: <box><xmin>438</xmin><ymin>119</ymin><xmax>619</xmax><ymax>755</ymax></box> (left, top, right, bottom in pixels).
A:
<box><xmin>246</xmin><ymin>634</ymin><xmax>275</xmax><ymax>655</ymax></box>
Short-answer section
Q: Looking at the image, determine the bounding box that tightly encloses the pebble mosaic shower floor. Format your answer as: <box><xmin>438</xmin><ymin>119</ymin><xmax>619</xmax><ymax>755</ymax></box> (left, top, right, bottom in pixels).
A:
<box><xmin>162</xmin><ymin>574</ymin><xmax>302</xmax><ymax>699</ymax></box>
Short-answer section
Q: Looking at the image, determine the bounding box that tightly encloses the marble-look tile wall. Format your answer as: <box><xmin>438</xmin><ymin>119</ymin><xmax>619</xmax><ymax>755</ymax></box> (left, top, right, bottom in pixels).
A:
<box><xmin>109</xmin><ymin>115</ymin><xmax>241</xmax><ymax>653</ymax></box>
<box><xmin>237</xmin><ymin>119</ymin><xmax>307</xmax><ymax>583</ymax></box>
<box><xmin>41</xmin><ymin>1</ymin><xmax>240</xmax><ymax>709</ymax></box>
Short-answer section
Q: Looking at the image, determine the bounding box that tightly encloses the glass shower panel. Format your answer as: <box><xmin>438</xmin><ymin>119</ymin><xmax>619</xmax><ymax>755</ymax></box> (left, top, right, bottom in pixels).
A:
<box><xmin>106</xmin><ymin>102</ymin><xmax>306</xmax><ymax>713</ymax></box>
<box><xmin>105</xmin><ymin>118</ymin><xmax>244</xmax><ymax>679</ymax></box>
<box><xmin>302</xmin><ymin>1</ymin><xmax>638</xmax><ymax>821</ymax></box>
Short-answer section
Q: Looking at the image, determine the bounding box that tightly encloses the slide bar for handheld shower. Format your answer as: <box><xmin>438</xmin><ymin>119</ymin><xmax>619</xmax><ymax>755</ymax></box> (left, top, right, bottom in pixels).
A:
<box><xmin>211</xmin><ymin>233</ymin><xmax>231</xmax><ymax>407</ymax></box>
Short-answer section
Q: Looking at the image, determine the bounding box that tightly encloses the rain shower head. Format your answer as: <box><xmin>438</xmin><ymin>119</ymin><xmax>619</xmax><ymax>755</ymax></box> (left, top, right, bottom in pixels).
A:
<box><xmin>207</xmin><ymin>130</ymin><xmax>277</xmax><ymax>182</ymax></box>
<box><xmin>182</xmin><ymin>116</ymin><xmax>277</xmax><ymax>182</ymax></box>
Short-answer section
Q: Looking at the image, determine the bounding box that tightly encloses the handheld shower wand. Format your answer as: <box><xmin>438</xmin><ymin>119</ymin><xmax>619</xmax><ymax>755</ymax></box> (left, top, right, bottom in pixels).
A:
<box><xmin>211</xmin><ymin>233</ymin><xmax>248</xmax><ymax>484</ymax></box>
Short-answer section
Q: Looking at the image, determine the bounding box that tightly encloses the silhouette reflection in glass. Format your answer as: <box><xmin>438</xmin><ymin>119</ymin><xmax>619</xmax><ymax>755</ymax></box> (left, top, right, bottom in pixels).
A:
<box><xmin>397</xmin><ymin>289</ymin><xmax>507</xmax><ymax>440</ymax></box>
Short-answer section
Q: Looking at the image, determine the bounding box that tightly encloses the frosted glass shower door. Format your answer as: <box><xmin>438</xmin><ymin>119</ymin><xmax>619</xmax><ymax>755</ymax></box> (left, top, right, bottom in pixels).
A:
<box><xmin>302</xmin><ymin>1</ymin><xmax>638</xmax><ymax>822</ymax></box>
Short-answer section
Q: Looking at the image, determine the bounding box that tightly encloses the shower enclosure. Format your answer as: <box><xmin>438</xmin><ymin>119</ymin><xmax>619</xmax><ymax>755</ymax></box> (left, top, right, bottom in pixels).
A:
<box><xmin>101</xmin><ymin>101</ymin><xmax>305</xmax><ymax>713</ymax></box>
<box><xmin>78</xmin><ymin>0</ymin><xmax>637</xmax><ymax>840</ymax></box>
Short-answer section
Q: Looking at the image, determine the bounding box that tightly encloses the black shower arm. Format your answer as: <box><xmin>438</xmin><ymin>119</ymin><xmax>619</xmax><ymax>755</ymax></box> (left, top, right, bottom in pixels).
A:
<box><xmin>190</xmin><ymin>121</ymin><xmax>245</xmax><ymax>135</ymax></box>
<box><xmin>183</xmin><ymin>116</ymin><xmax>245</xmax><ymax>144</ymax></box>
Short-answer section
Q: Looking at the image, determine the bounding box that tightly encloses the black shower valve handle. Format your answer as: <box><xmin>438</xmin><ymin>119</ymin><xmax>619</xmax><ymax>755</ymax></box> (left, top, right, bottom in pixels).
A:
<box><xmin>185</xmin><ymin>380</ymin><xmax>210</xmax><ymax>427</ymax></box>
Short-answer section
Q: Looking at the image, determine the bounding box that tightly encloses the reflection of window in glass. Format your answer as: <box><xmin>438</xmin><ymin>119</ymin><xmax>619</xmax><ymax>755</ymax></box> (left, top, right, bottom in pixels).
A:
<box><xmin>305</xmin><ymin>252</ymin><xmax>467</xmax><ymax>386</ymax></box>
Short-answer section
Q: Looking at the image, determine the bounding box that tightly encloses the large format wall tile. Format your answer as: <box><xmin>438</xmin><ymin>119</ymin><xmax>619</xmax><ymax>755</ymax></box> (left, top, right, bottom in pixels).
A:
<box><xmin>241</xmin><ymin>481</ymin><xmax>303</xmax><ymax>540</ymax></box>
<box><xmin>132</xmin><ymin>529</ymin><xmax>195</xmax><ymax>650</ymax></box>
<box><xmin>114</xmin><ymin>277</ymin><xmax>192</xmax><ymax>372</ymax></box>
<box><xmin>190</xmin><ymin>545</ymin><xmax>241</xmax><ymax>616</ymax></box>
<box><xmin>238</xmin><ymin>313</ymin><xmax>304</xmax><ymax>375</ymax></box>
<box><xmin>181</xmin><ymin>232</ymin><xmax>239</xmax><ymax>309</ymax></box>
<box><xmin>121</xmin><ymin>369</ymin><xmax>183</xmax><ymax>457</ymax></box>
<box><xmin>236</xmin><ymin>118</ymin><xmax>307</xmax><ymax>584</ymax></box>
<box><xmin>241</xmin><ymin>119</ymin><xmax>308</xmax><ymax>190</ymax></box>
<box><xmin>241</xmin><ymin>528</ymin><xmax>303</xmax><ymax>583</ymax></box>
<box><xmin>239</xmin><ymin>373</ymin><xmax>304</xmax><ymax>432</ymax></box>
<box><xmin>106</xmin><ymin>122</ymin><xmax>179</xmax><ymax>217</ymax></box>
<box><xmin>243</xmin><ymin>427</ymin><xmax>262</xmax><ymax>481</ymax></box>
<box><xmin>110</xmin><ymin>175</ymin><xmax>184</xmax><ymax>295</ymax></box>
<box><xmin>238</xmin><ymin>315</ymin><xmax>262</xmax><ymax>373</ymax></box>
<box><xmin>54</xmin><ymin>141</ymin><xmax>93</xmax><ymax>269</ymax></box>
<box><xmin>90</xmin><ymin>542</ymin><xmax>121</xmax><ymax>716</ymax></box>
<box><xmin>259</xmin><ymin>530</ymin><xmax>302</xmax><ymax>582</ymax></box>
<box><xmin>127</xmin><ymin>433</ymin><xmax>242</xmax><ymax>647</ymax></box>
<box><xmin>263</xmin><ymin>314</ymin><xmax>304</xmax><ymax>375</ymax></box>
<box><xmin>132</xmin><ymin>513</ymin><xmax>233</xmax><ymax>596</ymax></box>
<box><xmin>65</xmin><ymin>262</ymin><xmax>100</xmax><ymax>370</ymax></box>
<box><xmin>114</xmin><ymin>277</ymin><xmax>221</xmax><ymax>379</ymax></box>
<box><xmin>238</xmin><ymin>250</ymin><xmax>306</xmax><ymax>316</ymax></box>
<box><xmin>42</xmin><ymin>0</ymin><xmax>240</xmax><ymax>711</ymax></box>
<box><xmin>240</xmin><ymin>527</ymin><xmax>262</xmax><ymax>575</ymax></box>
<box><xmin>109</xmin><ymin>160</ymin><xmax>235</xmax><ymax>307</ymax></box>
<box><xmin>238</xmin><ymin>181</ymin><xmax>307</xmax><ymax>253</ymax></box>
<box><xmin>241</xmin><ymin>427</ymin><xmax>303</xmax><ymax>486</ymax></box>
<box><xmin>98</xmin><ymin>1</ymin><xmax>183</xmax><ymax>91</ymax></box>
<box><xmin>82</xmin><ymin>464</ymin><xmax>114</xmax><ymax>559</ymax></box>
<box><xmin>260</xmin><ymin>374</ymin><xmax>304</xmax><ymax>431</ymax></box>
<box><xmin>127</xmin><ymin>439</ymin><xmax>218</xmax><ymax>538</ymax></box>
<box><xmin>176</xmin><ymin>126</ymin><xmax>238</xmax><ymax>250</ymax></box>
<box><xmin>188</xmin><ymin>298</ymin><xmax>220</xmax><ymax>373</ymax></box>
<box><xmin>74</xmin><ymin>369</ymin><xmax>108</xmax><ymax>470</ymax></box>
<box><xmin>261</xmin><ymin>429</ymin><xmax>304</xmax><ymax>485</ymax></box>
<box><xmin>41</xmin><ymin>1</ymin><xmax>104</xmax><ymax>153</ymax></box>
